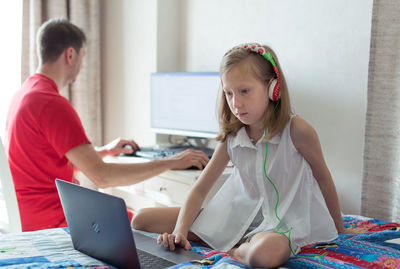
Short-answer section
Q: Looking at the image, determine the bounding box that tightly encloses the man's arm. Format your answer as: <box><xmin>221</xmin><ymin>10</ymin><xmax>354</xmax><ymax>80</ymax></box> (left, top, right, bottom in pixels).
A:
<box><xmin>66</xmin><ymin>143</ymin><xmax>209</xmax><ymax>189</ymax></box>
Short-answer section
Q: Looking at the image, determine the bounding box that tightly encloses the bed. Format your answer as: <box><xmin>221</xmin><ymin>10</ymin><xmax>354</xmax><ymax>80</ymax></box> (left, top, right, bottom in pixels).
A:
<box><xmin>0</xmin><ymin>215</ymin><xmax>399</xmax><ymax>268</ymax></box>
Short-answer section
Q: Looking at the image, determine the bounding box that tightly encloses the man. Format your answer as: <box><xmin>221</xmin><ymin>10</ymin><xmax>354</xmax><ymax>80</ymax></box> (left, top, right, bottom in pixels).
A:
<box><xmin>5</xmin><ymin>18</ymin><xmax>208</xmax><ymax>232</ymax></box>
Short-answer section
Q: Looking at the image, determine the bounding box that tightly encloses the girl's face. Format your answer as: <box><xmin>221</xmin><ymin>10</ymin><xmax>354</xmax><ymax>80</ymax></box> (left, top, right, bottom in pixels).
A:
<box><xmin>221</xmin><ymin>63</ymin><xmax>270</xmax><ymax>130</ymax></box>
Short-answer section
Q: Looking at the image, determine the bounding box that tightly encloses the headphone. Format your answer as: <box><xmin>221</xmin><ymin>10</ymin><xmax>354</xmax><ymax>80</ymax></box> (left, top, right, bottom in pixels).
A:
<box><xmin>230</xmin><ymin>43</ymin><xmax>281</xmax><ymax>102</ymax></box>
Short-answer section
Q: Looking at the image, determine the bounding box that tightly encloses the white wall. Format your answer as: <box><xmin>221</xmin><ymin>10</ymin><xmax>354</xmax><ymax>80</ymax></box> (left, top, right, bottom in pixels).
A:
<box><xmin>102</xmin><ymin>0</ymin><xmax>373</xmax><ymax>214</ymax></box>
<box><xmin>102</xmin><ymin>0</ymin><xmax>158</xmax><ymax>146</ymax></box>
<box><xmin>0</xmin><ymin>2</ymin><xmax>22</xmax><ymax>140</ymax></box>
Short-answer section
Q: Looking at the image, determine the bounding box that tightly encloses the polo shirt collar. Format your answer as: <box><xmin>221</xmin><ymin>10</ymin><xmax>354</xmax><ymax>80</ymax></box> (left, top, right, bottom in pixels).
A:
<box><xmin>231</xmin><ymin>126</ymin><xmax>281</xmax><ymax>149</ymax></box>
<box><xmin>34</xmin><ymin>73</ymin><xmax>59</xmax><ymax>93</ymax></box>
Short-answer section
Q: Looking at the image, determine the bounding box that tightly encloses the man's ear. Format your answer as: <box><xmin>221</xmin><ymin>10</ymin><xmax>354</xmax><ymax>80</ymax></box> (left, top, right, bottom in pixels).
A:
<box><xmin>64</xmin><ymin>47</ymin><xmax>75</xmax><ymax>65</ymax></box>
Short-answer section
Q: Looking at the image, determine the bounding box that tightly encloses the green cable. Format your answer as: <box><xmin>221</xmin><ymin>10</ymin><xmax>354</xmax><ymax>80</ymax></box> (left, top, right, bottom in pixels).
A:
<box><xmin>263</xmin><ymin>141</ymin><xmax>328</xmax><ymax>267</ymax></box>
<box><xmin>263</xmin><ymin>142</ymin><xmax>296</xmax><ymax>254</ymax></box>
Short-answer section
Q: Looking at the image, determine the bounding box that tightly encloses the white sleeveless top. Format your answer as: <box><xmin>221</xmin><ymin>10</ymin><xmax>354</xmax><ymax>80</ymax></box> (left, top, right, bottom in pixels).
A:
<box><xmin>190</xmin><ymin>117</ymin><xmax>338</xmax><ymax>253</ymax></box>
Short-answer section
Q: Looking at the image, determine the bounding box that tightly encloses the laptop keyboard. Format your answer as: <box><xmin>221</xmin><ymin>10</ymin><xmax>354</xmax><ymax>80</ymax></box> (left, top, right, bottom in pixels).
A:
<box><xmin>137</xmin><ymin>249</ymin><xmax>175</xmax><ymax>269</ymax></box>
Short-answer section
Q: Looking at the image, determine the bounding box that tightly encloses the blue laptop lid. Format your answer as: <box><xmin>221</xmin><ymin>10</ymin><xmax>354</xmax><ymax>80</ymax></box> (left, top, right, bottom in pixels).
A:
<box><xmin>55</xmin><ymin>178</ymin><xmax>140</xmax><ymax>269</ymax></box>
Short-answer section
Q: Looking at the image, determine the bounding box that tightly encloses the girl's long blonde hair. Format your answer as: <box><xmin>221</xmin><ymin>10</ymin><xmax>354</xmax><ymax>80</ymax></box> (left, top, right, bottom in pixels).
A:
<box><xmin>216</xmin><ymin>44</ymin><xmax>292</xmax><ymax>142</ymax></box>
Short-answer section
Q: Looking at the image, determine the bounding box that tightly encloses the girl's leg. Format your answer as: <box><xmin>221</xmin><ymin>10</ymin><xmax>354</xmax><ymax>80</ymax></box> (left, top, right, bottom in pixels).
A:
<box><xmin>230</xmin><ymin>232</ymin><xmax>291</xmax><ymax>268</ymax></box>
<box><xmin>131</xmin><ymin>207</ymin><xmax>201</xmax><ymax>241</ymax></box>
<box><xmin>131</xmin><ymin>207</ymin><xmax>179</xmax><ymax>233</ymax></box>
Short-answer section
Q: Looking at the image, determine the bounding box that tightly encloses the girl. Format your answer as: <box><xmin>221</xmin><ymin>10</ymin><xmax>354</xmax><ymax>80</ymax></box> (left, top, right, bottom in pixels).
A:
<box><xmin>132</xmin><ymin>43</ymin><xmax>345</xmax><ymax>268</ymax></box>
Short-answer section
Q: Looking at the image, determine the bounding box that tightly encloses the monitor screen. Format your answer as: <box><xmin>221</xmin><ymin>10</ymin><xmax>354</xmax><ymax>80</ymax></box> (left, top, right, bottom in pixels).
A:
<box><xmin>151</xmin><ymin>72</ymin><xmax>220</xmax><ymax>138</ymax></box>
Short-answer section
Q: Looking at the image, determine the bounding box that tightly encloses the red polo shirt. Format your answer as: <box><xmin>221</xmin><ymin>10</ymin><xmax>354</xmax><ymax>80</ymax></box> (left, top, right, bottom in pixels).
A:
<box><xmin>5</xmin><ymin>73</ymin><xmax>90</xmax><ymax>231</ymax></box>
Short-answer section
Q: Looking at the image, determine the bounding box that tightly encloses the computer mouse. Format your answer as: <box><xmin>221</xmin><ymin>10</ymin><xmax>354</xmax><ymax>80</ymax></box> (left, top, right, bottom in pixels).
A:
<box><xmin>122</xmin><ymin>144</ymin><xmax>133</xmax><ymax>150</ymax></box>
<box><xmin>121</xmin><ymin>144</ymin><xmax>137</xmax><ymax>156</ymax></box>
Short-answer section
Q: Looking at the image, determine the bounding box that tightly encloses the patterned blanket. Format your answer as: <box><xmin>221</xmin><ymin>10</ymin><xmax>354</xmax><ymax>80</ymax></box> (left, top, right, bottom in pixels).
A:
<box><xmin>0</xmin><ymin>215</ymin><xmax>399</xmax><ymax>268</ymax></box>
<box><xmin>173</xmin><ymin>215</ymin><xmax>400</xmax><ymax>269</ymax></box>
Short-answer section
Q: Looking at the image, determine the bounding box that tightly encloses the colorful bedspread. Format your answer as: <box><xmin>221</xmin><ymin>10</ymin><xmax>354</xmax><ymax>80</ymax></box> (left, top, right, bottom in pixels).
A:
<box><xmin>0</xmin><ymin>228</ymin><xmax>109</xmax><ymax>268</ymax></box>
<box><xmin>0</xmin><ymin>215</ymin><xmax>400</xmax><ymax>268</ymax></box>
<box><xmin>173</xmin><ymin>215</ymin><xmax>400</xmax><ymax>269</ymax></box>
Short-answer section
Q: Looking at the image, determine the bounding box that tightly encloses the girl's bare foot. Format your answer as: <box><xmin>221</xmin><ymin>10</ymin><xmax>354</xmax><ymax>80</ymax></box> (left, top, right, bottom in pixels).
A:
<box><xmin>228</xmin><ymin>247</ymin><xmax>237</xmax><ymax>257</ymax></box>
<box><xmin>228</xmin><ymin>247</ymin><xmax>246</xmax><ymax>264</ymax></box>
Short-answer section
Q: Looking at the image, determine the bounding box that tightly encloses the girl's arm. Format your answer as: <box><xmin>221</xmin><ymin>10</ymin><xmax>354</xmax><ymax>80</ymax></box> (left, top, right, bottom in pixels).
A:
<box><xmin>161</xmin><ymin>141</ymin><xmax>230</xmax><ymax>250</ymax></box>
<box><xmin>290</xmin><ymin>116</ymin><xmax>345</xmax><ymax>234</ymax></box>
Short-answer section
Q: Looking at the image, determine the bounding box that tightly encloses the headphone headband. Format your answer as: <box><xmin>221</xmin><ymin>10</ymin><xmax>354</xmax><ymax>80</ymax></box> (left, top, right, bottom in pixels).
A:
<box><xmin>229</xmin><ymin>43</ymin><xmax>281</xmax><ymax>101</ymax></box>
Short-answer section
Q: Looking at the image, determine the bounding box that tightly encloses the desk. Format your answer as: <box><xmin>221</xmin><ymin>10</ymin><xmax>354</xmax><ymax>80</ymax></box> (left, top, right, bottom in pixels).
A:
<box><xmin>99</xmin><ymin>156</ymin><xmax>231</xmax><ymax>212</ymax></box>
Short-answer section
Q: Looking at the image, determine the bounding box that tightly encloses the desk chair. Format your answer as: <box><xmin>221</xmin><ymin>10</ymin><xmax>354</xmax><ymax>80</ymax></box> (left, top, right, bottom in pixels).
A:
<box><xmin>0</xmin><ymin>136</ymin><xmax>22</xmax><ymax>233</ymax></box>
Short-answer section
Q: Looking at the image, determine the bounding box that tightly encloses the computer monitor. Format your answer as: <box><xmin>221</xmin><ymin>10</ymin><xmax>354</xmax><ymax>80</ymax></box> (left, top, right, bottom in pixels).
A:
<box><xmin>150</xmin><ymin>72</ymin><xmax>220</xmax><ymax>138</ymax></box>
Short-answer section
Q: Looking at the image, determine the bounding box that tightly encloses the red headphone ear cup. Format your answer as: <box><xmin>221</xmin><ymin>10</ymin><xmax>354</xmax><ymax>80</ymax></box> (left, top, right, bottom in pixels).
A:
<box><xmin>268</xmin><ymin>79</ymin><xmax>280</xmax><ymax>101</ymax></box>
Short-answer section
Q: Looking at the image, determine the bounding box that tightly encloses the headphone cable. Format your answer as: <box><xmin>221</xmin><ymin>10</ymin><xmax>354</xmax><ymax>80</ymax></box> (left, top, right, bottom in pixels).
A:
<box><xmin>263</xmin><ymin>141</ymin><xmax>328</xmax><ymax>266</ymax></box>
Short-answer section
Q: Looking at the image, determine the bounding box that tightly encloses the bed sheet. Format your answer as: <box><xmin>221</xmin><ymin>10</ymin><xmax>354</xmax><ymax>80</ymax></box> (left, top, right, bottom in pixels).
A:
<box><xmin>173</xmin><ymin>215</ymin><xmax>400</xmax><ymax>269</ymax></box>
<box><xmin>0</xmin><ymin>227</ymin><xmax>109</xmax><ymax>268</ymax></box>
<box><xmin>1</xmin><ymin>215</ymin><xmax>400</xmax><ymax>268</ymax></box>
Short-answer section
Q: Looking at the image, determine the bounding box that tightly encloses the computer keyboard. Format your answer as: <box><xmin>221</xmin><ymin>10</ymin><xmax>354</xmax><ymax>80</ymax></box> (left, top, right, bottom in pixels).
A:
<box><xmin>124</xmin><ymin>146</ymin><xmax>214</xmax><ymax>160</ymax></box>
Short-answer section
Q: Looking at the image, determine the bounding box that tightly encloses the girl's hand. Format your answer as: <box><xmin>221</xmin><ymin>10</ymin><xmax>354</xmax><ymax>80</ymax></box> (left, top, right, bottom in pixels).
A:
<box><xmin>157</xmin><ymin>232</ymin><xmax>192</xmax><ymax>251</ymax></box>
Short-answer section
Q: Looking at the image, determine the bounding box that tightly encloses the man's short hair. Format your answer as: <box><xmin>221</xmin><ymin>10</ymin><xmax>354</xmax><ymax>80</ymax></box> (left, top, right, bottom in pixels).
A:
<box><xmin>36</xmin><ymin>18</ymin><xmax>86</xmax><ymax>64</ymax></box>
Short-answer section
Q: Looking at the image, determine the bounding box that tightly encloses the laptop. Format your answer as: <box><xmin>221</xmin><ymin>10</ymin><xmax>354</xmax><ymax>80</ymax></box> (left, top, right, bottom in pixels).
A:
<box><xmin>55</xmin><ymin>178</ymin><xmax>204</xmax><ymax>269</ymax></box>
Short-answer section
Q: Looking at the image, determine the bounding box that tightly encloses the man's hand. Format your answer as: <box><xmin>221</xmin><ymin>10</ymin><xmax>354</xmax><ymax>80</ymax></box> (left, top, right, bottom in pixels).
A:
<box><xmin>96</xmin><ymin>138</ymin><xmax>140</xmax><ymax>157</ymax></box>
<box><xmin>165</xmin><ymin>149</ymin><xmax>209</xmax><ymax>170</ymax></box>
